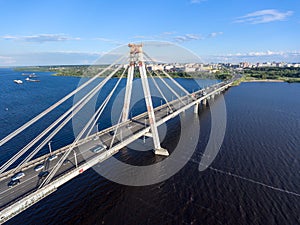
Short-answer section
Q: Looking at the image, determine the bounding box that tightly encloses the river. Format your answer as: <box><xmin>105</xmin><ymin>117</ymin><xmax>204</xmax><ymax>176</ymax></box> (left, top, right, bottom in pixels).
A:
<box><xmin>0</xmin><ymin>68</ymin><xmax>299</xmax><ymax>225</ymax></box>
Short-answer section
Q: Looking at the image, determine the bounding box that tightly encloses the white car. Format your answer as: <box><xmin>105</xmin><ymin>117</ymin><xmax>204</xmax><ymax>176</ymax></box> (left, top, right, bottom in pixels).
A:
<box><xmin>93</xmin><ymin>136</ymin><xmax>99</xmax><ymax>140</ymax></box>
<box><xmin>11</xmin><ymin>172</ymin><xmax>25</xmax><ymax>181</ymax></box>
<box><xmin>34</xmin><ymin>164</ymin><xmax>44</xmax><ymax>171</ymax></box>
<box><xmin>48</xmin><ymin>154</ymin><xmax>58</xmax><ymax>161</ymax></box>
<box><xmin>90</xmin><ymin>144</ymin><xmax>107</xmax><ymax>153</ymax></box>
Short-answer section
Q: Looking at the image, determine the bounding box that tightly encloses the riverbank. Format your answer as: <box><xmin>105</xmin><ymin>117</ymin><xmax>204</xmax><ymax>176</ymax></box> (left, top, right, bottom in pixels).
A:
<box><xmin>232</xmin><ymin>77</ymin><xmax>300</xmax><ymax>86</ymax></box>
<box><xmin>242</xmin><ymin>79</ymin><xmax>284</xmax><ymax>82</ymax></box>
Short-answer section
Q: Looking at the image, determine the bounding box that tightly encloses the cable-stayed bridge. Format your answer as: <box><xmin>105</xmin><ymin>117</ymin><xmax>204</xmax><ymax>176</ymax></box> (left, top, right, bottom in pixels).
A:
<box><xmin>0</xmin><ymin>44</ymin><xmax>237</xmax><ymax>224</ymax></box>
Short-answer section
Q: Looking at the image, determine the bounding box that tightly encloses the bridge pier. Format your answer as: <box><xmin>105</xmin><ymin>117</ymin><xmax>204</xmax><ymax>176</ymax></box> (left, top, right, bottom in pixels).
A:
<box><xmin>194</xmin><ymin>103</ymin><xmax>199</xmax><ymax>114</ymax></box>
<box><xmin>154</xmin><ymin>147</ymin><xmax>169</xmax><ymax>156</ymax></box>
<box><xmin>202</xmin><ymin>99</ymin><xmax>207</xmax><ymax>106</ymax></box>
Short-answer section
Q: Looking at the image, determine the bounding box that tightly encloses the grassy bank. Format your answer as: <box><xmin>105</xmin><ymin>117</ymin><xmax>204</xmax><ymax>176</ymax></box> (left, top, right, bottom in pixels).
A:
<box><xmin>14</xmin><ymin>65</ymin><xmax>232</xmax><ymax>80</ymax></box>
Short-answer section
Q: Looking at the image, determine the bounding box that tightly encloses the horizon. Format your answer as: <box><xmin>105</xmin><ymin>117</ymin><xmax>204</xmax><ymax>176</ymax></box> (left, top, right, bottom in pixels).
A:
<box><xmin>1</xmin><ymin>0</ymin><xmax>299</xmax><ymax>66</ymax></box>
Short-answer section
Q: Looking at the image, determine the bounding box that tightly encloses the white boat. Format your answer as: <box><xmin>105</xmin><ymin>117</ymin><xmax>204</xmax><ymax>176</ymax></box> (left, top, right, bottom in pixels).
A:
<box><xmin>13</xmin><ymin>80</ymin><xmax>23</xmax><ymax>84</ymax></box>
<box><xmin>25</xmin><ymin>78</ymin><xmax>40</xmax><ymax>82</ymax></box>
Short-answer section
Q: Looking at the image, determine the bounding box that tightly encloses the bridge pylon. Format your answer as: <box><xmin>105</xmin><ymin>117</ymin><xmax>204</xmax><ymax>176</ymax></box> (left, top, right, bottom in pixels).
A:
<box><xmin>123</xmin><ymin>43</ymin><xmax>169</xmax><ymax>156</ymax></box>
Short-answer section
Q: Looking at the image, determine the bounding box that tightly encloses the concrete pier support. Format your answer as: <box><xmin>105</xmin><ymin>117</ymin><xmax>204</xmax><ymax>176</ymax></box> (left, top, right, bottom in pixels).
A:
<box><xmin>202</xmin><ymin>99</ymin><xmax>207</xmax><ymax>106</ymax></box>
<box><xmin>154</xmin><ymin>147</ymin><xmax>169</xmax><ymax>156</ymax></box>
<box><xmin>194</xmin><ymin>103</ymin><xmax>199</xmax><ymax>114</ymax></box>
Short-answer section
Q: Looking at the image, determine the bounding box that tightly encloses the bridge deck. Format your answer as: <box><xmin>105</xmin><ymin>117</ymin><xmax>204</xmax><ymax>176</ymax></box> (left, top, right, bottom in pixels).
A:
<box><xmin>0</xmin><ymin>80</ymin><xmax>233</xmax><ymax>223</ymax></box>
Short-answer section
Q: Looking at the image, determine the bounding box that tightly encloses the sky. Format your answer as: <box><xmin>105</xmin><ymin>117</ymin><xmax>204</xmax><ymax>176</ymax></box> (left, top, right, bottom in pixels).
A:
<box><xmin>0</xmin><ymin>0</ymin><xmax>300</xmax><ymax>66</ymax></box>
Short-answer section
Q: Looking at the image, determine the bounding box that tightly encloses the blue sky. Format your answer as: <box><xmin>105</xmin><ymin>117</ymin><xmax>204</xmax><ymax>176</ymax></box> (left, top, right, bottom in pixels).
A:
<box><xmin>0</xmin><ymin>0</ymin><xmax>299</xmax><ymax>66</ymax></box>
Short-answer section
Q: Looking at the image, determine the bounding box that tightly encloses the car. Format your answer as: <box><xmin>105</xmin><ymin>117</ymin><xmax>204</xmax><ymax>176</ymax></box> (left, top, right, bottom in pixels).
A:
<box><xmin>34</xmin><ymin>164</ymin><xmax>44</xmax><ymax>172</ymax></box>
<box><xmin>203</xmin><ymin>92</ymin><xmax>207</xmax><ymax>96</ymax></box>
<box><xmin>63</xmin><ymin>159</ymin><xmax>70</xmax><ymax>165</ymax></box>
<box><xmin>90</xmin><ymin>144</ymin><xmax>107</xmax><ymax>153</ymax></box>
<box><xmin>109</xmin><ymin>130</ymin><xmax>115</xmax><ymax>136</ymax></box>
<box><xmin>93</xmin><ymin>136</ymin><xmax>99</xmax><ymax>140</ymax></box>
<box><xmin>38</xmin><ymin>171</ymin><xmax>49</xmax><ymax>178</ymax></box>
<box><xmin>48</xmin><ymin>154</ymin><xmax>58</xmax><ymax>161</ymax></box>
<box><xmin>8</xmin><ymin>179</ymin><xmax>20</xmax><ymax>188</ymax></box>
<box><xmin>11</xmin><ymin>172</ymin><xmax>25</xmax><ymax>181</ymax></box>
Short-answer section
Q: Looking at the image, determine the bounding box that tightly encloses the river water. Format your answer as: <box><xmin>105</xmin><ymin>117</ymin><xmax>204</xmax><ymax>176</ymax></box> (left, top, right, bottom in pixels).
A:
<box><xmin>0</xmin><ymin>68</ymin><xmax>299</xmax><ymax>225</ymax></box>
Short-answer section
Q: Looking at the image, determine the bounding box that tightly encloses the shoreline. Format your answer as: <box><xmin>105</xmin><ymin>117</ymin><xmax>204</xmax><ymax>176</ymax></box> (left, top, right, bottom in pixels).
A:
<box><xmin>242</xmin><ymin>79</ymin><xmax>285</xmax><ymax>83</ymax></box>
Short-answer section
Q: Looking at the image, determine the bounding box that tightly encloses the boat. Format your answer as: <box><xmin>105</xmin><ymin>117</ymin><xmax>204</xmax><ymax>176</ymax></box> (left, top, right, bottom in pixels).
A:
<box><xmin>26</xmin><ymin>78</ymin><xmax>40</xmax><ymax>82</ymax></box>
<box><xmin>13</xmin><ymin>80</ymin><xmax>23</xmax><ymax>84</ymax></box>
<box><xmin>22</xmin><ymin>73</ymin><xmax>37</xmax><ymax>78</ymax></box>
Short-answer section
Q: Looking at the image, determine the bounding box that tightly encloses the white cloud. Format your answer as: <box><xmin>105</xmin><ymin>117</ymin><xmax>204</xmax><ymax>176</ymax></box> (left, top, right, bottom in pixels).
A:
<box><xmin>235</xmin><ymin>9</ymin><xmax>293</xmax><ymax>24</ymax></box>
<box><xmin>131</xmin><ymin>31</ymin><xmax>223</xmax><ymax>43</ymax></box>
<box><xmin>226</xmin><ymin>50</ymin><xmax>292</xmax><ymax>57</ymax></box>
<box><xmin>173</xmin><ymin>32</ymin><xmax>223</xmax><ymax>42</ymax></box>
<box><xmin>132</xmin><ymin>32</ymin><xmax>176</xmax><ymax>40</ymax></box>
<box><xmin>208</xmin><ymin>32</ymin><xmax>223</xmax><ymax>38</ymax></box>
<box><xmin>174</xmin><ymin>34</ymin><xmax>203</xmax><ymax>42</ymax></box>
<box><xmin>132</xmin><ymin>35</ymin><xmax>149</xmax><ymax>39</ymax></box>
<box><xmin>190</xmin><ymin>0</ymin><xmax>207</xmax><ymax>4</ymax></box>
<box><xmin>52</xmin><ymin>50</ymin><xmax>103</xmax><ymax>56</ymax></box>
<box><xmin>1</xmin><ymin>34</ymin><xmax>80</xmax><ymax>43</ymax></box>
<box><xmin>0</xmin><ymin>56</ymin><xmax>16</xmax><ymax>65</ymax></box>
<box><xmin>204</xmin><ymin>50</ymin><xmax>300</xmax><ymax>63</ymax></box>
<box><xmin>94</xmin><ymin>37</ymin><xmax>123</xmax><ymax>45</ymax></box>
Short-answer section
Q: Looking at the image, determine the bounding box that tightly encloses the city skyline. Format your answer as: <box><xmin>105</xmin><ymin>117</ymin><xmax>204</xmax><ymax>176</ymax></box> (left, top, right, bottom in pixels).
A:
<box><xmin>0</xmin><ymin>0</ymin><xmax>299</xmax><ymax>66</ymax></box>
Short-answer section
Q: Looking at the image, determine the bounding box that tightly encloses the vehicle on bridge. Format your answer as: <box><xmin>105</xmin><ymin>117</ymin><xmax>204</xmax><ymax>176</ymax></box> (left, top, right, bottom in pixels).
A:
<box><xmin>38</xmin><ymin>171</ymin><xmax>49</xmax><ymax>178</ymax></box>
<box><xmin>48</xmin><ymin>154</ymin><xmax>58</xmax><ymax>161</ymax></box>
<box><xmin>90</xmin><ymin>144</ymin><xmax>107</xmax><ymax>153</ymax></box>
<box><xmin>7</xmin><ymin>179</ymin><xmax>20</xmax><ymax>188</ymax></box>
<box><xmin>34</xmin><ymin>164</ymin><xmax>44</xmax><ymax>171</ymax></box>
<box><xmin>93</xmin><ymin>135</ymin><xmax>99</xmax><ymax>141</ymax></box>
<box><xmin>11</xmin><ymin>172</ymin><xmax>25</xmax><ymax>181</ymax></box>
<box><xmin>63</xmin><ymin>159</ymin><xmax>70</xmax><ymax>165</ymax></box>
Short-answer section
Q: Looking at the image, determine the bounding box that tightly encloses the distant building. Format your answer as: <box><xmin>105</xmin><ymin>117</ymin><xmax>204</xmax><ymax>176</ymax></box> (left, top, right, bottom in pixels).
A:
<box><xmin>239</xmin><ymin>62</ymin><xmax>250</xmax><ymax>68</ymax></box>
<box><xmin>184</xmin><ymin>67</ymin><xmax>196</xmax><ymax>72</ymax></box>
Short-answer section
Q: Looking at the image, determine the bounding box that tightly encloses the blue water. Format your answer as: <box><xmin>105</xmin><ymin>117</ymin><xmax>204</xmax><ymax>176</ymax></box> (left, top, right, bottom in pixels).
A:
<box><xmin>1</xmin><ymin>68</ymin><xmax>300</xmax><ymax>225</ymax></box>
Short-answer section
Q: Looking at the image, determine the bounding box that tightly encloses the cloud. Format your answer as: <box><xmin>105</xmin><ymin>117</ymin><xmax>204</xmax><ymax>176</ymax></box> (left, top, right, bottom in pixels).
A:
<box><xmin>203</xmin><ymin>50</ymin><xmax>300</xmax><ymax>63</ymax></box>
<box><xmin>235</xmin><ymin>9</ymin><xmax>293</xmax><ymax>24</ymax></box>
<box><xmin>173</xmin><ymin>32</ymin><xmax>223</xmax><ymax>42</ymax></box>
<box><xmin>0</xmin><ymin>56</ymin><xmax>16</xmax><ymax>65</ymax></box>
<box><xmin>132</xmin><ymin>35</ymin><xmax>150</xmax><ymax>39</ymax></box>
<box><xmin>131</xmin><ymin>31</ymin><xmax>223</xmax><ymax>43</ymax></box>
<box><xmin>208</xmin><ymin>32</ymin><xmax>223</xmax><ymax>38</ymax></box>
<box><xmin>226</xmin><ymin>50</ymin><xmax>292</xmax><ymax>57</ymax></box>
<box><xmin>53</xmin><ymin>50</ymin><xmax>103</xmax><ymax>56</ymax></box>
<box><xmin>1</xmin><ymin>34</ymin><xmax>80</xmax><ymax>43</ymax></box>
<box><xmin>174</xmin><ymin>34</ymin><xmax>203</xmax><ymax>42</ymax></box>
<box><xmin>94</xmin><ymin>37</ymin><xmax>123</xmax><ymax>45</ymax></box>
<box><xmin>132</xmin><ymin>32</ymin><xmax>176</xmax><ymax>40</ymax></box>
<box><xmin>190</xmin><ymin>0</ymin><xmax>207</xmax><ymax>4</ymax></box>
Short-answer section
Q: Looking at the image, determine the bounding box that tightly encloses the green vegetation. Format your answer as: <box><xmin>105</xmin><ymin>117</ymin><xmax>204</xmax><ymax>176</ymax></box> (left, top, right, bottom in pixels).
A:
<box><xmin>14</xmin><ymin>65</ymin><xmax>233</xmax><ymax>80</ymax></box>
<box><xmin>14</xmin><ymin>65</ymin><xmax>107</xmax><ymax>77</ymax></box>
<box><xmin>214</xmin><ymin>69</ymin><xmax>233</xmax><ymax>80</ymax></box>
<box><xmin>14</xmin><ymin>65</ymin><xmax>300</xmax><ymax>83</ymax></box>
<box><xmin>242</xmin><ymin>67</ymin><xmax>300</xmax><ymax>83</ymax></box>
